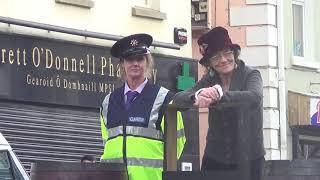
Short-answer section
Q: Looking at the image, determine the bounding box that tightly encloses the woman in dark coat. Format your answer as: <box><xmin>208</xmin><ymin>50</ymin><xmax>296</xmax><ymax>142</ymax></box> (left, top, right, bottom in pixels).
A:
<box><xmin>173</xmin><ymin>27</ymin><xmax>265</xmax><ymax>180</ymax></box>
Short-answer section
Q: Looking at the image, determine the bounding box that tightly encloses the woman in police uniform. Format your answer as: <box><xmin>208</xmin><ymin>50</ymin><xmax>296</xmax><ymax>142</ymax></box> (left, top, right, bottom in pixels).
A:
<box><xmin>100</xmin><ymin>33</ymin><xmax>185</xmax><ymax>180</ymax></box>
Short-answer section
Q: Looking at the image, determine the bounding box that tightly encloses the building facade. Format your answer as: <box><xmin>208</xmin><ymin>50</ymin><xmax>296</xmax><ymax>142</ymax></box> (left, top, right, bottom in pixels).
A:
<box><xmin>2</xmin><ymin>0</ymin><xmax>319</xmax><ymax>172</ymax></box>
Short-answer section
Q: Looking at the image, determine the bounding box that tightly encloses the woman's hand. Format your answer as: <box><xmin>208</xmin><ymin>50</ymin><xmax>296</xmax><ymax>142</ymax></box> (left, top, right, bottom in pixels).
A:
<box><xmin>193</xmin><ymin>87</ymin><xmax>220</xmax><ymax>108</ymax></box>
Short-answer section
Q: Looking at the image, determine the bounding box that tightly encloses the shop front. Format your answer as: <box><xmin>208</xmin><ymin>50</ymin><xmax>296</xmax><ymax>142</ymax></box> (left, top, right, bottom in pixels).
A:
<box><xmin>0</xmin><ymin>31</ymin><xmax>199</xmax><ymax>172</ymax></box>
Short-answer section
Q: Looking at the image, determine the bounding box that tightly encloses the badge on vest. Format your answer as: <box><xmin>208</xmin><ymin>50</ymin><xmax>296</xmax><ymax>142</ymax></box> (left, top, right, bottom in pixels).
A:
<box><xmin>129</xmin><ymin>117</ymin><xmax>146</xmax><ymax>123</ymax></box>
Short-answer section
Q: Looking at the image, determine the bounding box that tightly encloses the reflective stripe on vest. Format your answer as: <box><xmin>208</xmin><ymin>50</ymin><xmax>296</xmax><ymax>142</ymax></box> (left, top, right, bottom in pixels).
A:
<box><xmin>101</xmin><ymin>157</ymin><xmax>163</xmax><ymax>168</ymax></box>
<box><xmin>148</xmin><ymin>87</ymin><xmax>169</xmax><ymax>128</ymax></box>
<box><xmin>108</xmin><ymin>126</ymin><xmax>163</xmax><ymax>140</ymax></box>
<box><xmin>102</xmin><ymin>94</ymin><xmax>111</xmax><ymax>126</ymax></box>
<box><xmin>108</xmin><ymin>126</ymin><xmax>185</xmax><ymax>141</ymax></box>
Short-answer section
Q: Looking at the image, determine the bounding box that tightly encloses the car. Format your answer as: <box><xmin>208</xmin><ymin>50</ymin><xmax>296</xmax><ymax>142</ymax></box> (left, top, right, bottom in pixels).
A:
<box><xmin>0</xmin><ymin>132</ymin><xmax>29</xmax><ymax>180</ymax></box>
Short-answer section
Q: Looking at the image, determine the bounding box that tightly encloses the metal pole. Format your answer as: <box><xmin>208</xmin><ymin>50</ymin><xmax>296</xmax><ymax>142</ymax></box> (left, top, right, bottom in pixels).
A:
<box><xmin>0</xmin><ymin>16</ymin><xmax>180</xmax><ymax>50</ymax></box>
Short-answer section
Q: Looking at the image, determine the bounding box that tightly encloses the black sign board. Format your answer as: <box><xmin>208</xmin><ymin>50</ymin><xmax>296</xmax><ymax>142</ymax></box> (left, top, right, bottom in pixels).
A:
<box><xmin>0</xmin><ymin>32</ymin><xmax>197</xmax><ymax>108</ymax></box>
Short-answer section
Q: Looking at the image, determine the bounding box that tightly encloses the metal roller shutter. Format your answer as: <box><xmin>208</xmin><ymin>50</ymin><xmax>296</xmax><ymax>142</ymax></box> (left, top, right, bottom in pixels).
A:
<box><xmin>0</xmin><ymin>100</ymin><xmax>103</xmax><ymax>173</ymax></box>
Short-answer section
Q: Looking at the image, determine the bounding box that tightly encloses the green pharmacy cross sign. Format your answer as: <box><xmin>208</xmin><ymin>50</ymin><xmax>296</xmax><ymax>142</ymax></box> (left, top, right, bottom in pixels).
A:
<box><xmin>177</xmin><ymin>62</ymin><xmax>195</xmax><ymax>91</ymax></box>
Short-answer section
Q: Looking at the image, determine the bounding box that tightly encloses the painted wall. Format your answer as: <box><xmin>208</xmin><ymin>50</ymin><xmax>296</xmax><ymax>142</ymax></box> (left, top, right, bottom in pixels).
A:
<box><xmin>0</xmin><ymin>0</ymin><xmax>192</xmax><ymax>58</ymax></box>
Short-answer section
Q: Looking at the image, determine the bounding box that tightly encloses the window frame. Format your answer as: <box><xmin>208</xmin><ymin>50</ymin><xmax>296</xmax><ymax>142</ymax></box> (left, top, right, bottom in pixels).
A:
<box><xmin>292</xmin><ymin>0</ymin><xmax>304</xmax><ymax>57</ymax></box>
<box><xmin>291</xmin><ymin>0</ymin><xmax>320</xmax><ymax>70</ymax></box>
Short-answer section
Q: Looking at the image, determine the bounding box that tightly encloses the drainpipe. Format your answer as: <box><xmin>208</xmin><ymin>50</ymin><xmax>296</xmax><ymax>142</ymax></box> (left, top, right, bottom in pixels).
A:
<box><xmin>277</xmin><ymin>0</ymin><xmax>288</xmax><ymax>160</ymax></box>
